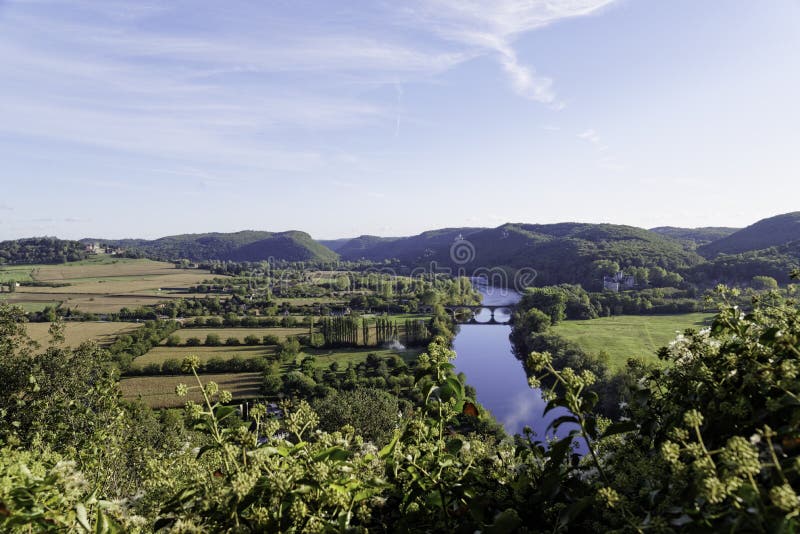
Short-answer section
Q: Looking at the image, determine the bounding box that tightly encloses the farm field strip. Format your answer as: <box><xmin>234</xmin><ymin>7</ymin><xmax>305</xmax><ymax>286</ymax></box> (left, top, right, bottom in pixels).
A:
<box><xmin>0</xmin><ymin>299</ymin><xmax>61</xmax><ymax>313</ymax></box>
<box><xmin>120</xmin><ymin>372</ymin><xmax>263</xmax><ymax>408</ymax></box>
<box><xmin>16</xmin><ymin>273</ymin><xmax>218</xmax><ymax>295</ymax></box>
<box><xmin>24</xmin><ymin>321</ymin><xmax>142</xmax><ymax>347</ymax></box>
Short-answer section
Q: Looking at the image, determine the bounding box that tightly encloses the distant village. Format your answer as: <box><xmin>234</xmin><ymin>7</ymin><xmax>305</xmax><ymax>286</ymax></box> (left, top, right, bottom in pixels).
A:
<box><xmin>84</xmin><ymin>242</ymin><xmax>125</xmax><ymax>255</ymax></box>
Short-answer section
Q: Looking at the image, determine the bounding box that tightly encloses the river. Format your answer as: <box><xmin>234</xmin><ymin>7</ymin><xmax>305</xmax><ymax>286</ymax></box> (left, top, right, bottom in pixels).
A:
<box><xmin>451</xmin><ymin>283</ymin><xmax>575</xmax><ymax>442</ymax></box>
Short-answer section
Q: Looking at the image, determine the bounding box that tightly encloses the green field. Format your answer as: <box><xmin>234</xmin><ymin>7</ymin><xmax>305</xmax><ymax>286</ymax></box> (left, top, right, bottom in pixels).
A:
<box><xmin>552</xmin><ymin>313</ymin><xmax>713</xmax><ymax>370</ymax></box>
<box><xmin>0</xmin><ymin>298</ymin><xmax>61</xmax><ymax>313</ymax></box>
<box><xmin>0</xmin><ymin>265</ymin><xmax>36</xmax><ymax>283</ymax></box>
<box><xmin>297</xmin><ymin>346</ymin><xmax>422</xmax><ymax>370</ymax></box>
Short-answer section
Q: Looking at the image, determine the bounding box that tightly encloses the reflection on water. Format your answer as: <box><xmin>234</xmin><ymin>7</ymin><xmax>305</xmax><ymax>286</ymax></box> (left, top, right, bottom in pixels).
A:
<box><xmin>453</xmin><ymin>325</ymin><xmax>550</xmax><ymax>437</ymax></box>
<box><xmin>452</xmin><ymin>283</ymin><xmax>582</xmax><ymax>448</ymax></box>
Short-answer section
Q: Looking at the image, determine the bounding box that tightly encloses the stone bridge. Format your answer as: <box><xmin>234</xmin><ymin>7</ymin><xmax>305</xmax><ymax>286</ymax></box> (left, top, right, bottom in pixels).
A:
<box><xmin>420</xmin><ymin>304</ymin><xmax>515</xmax><ymax>325</ymax></box>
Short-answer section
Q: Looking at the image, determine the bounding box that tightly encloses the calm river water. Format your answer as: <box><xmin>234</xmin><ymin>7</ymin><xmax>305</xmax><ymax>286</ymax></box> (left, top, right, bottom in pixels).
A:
<box><xmin>451</xmin><ymin>284</ymin><xmax>574</xmax><ymax>442</ymax></box>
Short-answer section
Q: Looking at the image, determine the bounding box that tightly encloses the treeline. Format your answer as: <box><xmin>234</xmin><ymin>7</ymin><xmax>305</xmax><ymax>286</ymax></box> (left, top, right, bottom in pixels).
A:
<box><xmin>689</xmin><ymin>244</ymin><xmax>800</xmax><ymax>285</ymax></box>
<box><xmin>319</xmin><ymin>316</ymin><xmax>432</xmax><ymax>348</ymax></box>
<box><xmin>126</xmin><ymin>354</ymin><xmax>273</xmax><ymax>376</ymax></box>
<box><xmin>0</xmin><ymin>237</ymin><xmax>88</xmax><ymax>264</ymax></box>
<box><xmin>516</xmin><ymin>283</ymin><xmax>711</xmax><ymax>323</ymax></box>
<box><xmin>107</xmin><ymin>320</ymin><xmax>180</xmax><ymax>370</ymax></box>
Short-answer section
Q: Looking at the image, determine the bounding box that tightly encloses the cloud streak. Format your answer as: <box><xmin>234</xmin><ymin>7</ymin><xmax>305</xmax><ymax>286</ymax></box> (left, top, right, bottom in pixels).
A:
<box><xmin>407</xmin><ymin>0</ymin><xmax>616</xmax><ymax>104</ymax></box>
<box><xmin>0</xmin><ymin>0</ymin><xmax>617</xmax><ymax>182</ymax></box>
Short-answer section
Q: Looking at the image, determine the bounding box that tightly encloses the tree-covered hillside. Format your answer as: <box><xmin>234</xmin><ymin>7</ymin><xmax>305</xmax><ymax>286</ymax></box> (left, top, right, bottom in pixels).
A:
<box><xmin>334</xmin><ymin>228</ymin><xmax>483</xmax><ymax>264</ymax></box>
<box><xmin>699</xmin><ymin>212</ymin><xmax>800</xmax><ymax>257</ymax></box>
<box><xmin>0</xmin><ymin>237</ymin><xmax>88</xmax><ymax>264</ymax></box>
<box><xmin>691</xmin><ymin>240</ymin><xmax>800</xmax><ymax>285</ymax></box>
<box><xmin>90</xmin><ymin>231</ymin><xmax>338</xmax><ymax>263</ymax></box>
<box><xmin>650</xmin><ymin>226</ymin><xmax>739</xmax><ymax>247</ymax></box>
<box><xmin>335</xmin><ymin>223</ymin><xmax>703</xmax><ymax>287</ymax></box>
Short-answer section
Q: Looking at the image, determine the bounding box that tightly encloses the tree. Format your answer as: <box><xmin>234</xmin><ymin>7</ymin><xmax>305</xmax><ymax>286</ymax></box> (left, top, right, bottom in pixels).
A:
<box><xmin>165</xmin><ymin>334</ymin><xmax>181</xmax><ymax>347</ymax></box>
<box><xmin>518</xmin><ymin>287</ymin><xmax>567</xmax><ymax>324</ymax></box>
<box><xmin>335</xmin><ymin>275</ymin><xmax>350</xmax><ymax>291</ymax></box>
<box><xmin>279</xmin><ymin>337</ymin><xmax>301</xmax><ymax>362</ymax></box>
<box><xmin>281</xmin><ymin>371</ymin><xmax>316</xmax><ymax>397</ymax></box>
<box><xmin>591</xmin><ymin>259</ymin><xmax>620</xmax><ymax>279</ymax></box>
<box><xmin>513</xmin><ymin>308</ymin><xmax>551</xmax><ymax>335</ymax></box>
<box><xmin>313</xmin><ymin>388</ymin><xmax>400</xmax><ymax>445</ymax></box>
<box><xmin>185</xmin><ymin>336</ymin><xmax>201</xmax><ymax>347</ymax></box>
<box><xmin>262</xmin><ymin>374</ymin><xmax>282</xmax><ymax>396</ymax></box>
<box><xmin>752</xmin><ymin>275</ymin><xmax>778</xmax><ymax>290</ymax></box>
<box><xmin>204</xmin><ymin>333</ymin><xmax>222</xmax><ymax>346</ymax></box>
<box><xmin>161</xmin><ymin>358</ymin><xmax>182</xmax><ymax>374</ymax></box>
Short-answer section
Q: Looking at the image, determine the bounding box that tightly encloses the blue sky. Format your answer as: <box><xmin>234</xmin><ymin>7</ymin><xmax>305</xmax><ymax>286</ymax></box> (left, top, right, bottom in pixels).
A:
<box><xmin>1</xmin><ymin>0</ymin><xmax>798</xmax><ymax>240</ymax></box>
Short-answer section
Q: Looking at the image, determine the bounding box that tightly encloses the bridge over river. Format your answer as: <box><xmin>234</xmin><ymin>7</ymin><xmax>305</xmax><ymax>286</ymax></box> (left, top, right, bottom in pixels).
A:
<box><xmin>420</xmin><ymin>304</ymin><xmax>516</xmax><ymax>325</ymax></box>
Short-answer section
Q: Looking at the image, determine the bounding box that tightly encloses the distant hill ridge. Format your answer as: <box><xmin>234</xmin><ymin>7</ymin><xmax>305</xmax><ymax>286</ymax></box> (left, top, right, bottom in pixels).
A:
<box><xmin>327</xmin><ymin>222</ymin><xmax>706</xmax><ymax>285</ymax></box>
<box><xmin>650</xmin><ymin>226</ymin><xmax>739</xmax><ymax>246</ymax></box>
<box><xmin>698</xmin><ymin>212</ymin><xmax>800</xmax><ymax>257</ymax></box>
<box><xmin>86</xmin><ymin>230</ymin><xmax>339</xmax><ymax>263</ymax></box>
<box><xmin>6</xmin><ymin>212</ymin><xmax>798</xmax><ymax>277</ymax></box>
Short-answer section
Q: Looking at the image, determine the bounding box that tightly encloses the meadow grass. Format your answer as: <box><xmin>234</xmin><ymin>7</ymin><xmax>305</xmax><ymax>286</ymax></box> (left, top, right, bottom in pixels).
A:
<box><xmin>296</xmin><ymin>346</ymin><xmax>423</xmax><ymax>370</ymax></box>
<box><xmin>552</xmin><ymin>313</ymin><xmax>713</xmax><ymax>371</ymax></box>
<box><xmin>0</xmin><ymin>265</ymin><xmax>36</xmax><ymax>283</ymax></box>
<box><xmin>0</xmin><ymin>299</ymin><xmax>62</xmax><ymax>313</ymax></box>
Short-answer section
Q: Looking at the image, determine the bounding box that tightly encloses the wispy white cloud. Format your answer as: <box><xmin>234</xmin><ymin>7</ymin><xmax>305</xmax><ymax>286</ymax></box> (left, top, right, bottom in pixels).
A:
<box><xmin>405</xmin><ymin>0</ymin><xmax>616</xmax><ymax>105</ymax></box>
<box><xmin>579</xmin><ymin>128</ymin><xmax>626</xmax><ymax>170</ymax></box>
<box><xmin>0</xmin><ymin>0</ymin><xmax>617</xmax><ymax>182</ymax></box>
<box><xmin>578</xmin><ymin>128</ymin><xmax>608</xmax><ymax>150</ymax></box>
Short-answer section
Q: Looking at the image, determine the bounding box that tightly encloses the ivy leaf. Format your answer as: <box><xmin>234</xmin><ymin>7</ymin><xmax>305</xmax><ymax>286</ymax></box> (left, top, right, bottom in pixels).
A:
<box><xmin>75</xmin><ymin>503</ymin><xmax>91</xmax><ymax>532</ymax></box>
<box><xmin>379</xmin><ymin>425</ymin><xmax>405</xmax><ymax>459</ymax></box>
<box><xmin>602</xmin><ymin>421</ymin><xmax>637</xmax><ymax>438</ymax></box>
<box><xmin>313</xmin><ymin>447</ymin><xmax>352</xmax><ymax>462</ymax></box>
<box><xmin>446</xmin><ymin>438</ymin><xmax>463</xmax><ymax>455</ymax></box>
<box><xmin>547</xmin><ymin>415</ymin><xmax>579</xmax><ymax>433</ymax></box>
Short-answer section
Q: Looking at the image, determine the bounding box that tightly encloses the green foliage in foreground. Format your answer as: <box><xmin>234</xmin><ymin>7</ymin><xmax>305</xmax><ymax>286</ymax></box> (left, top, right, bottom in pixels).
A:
<box><xmin>2</xmin><ymin>285</ymin><xmax>800</xmax><ymax>531</ymax></box>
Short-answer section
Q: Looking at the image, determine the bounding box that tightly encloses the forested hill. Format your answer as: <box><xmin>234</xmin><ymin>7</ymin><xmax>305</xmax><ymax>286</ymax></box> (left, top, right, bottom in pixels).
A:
<box><xmin>89</xmin><ymin>231</ymin><xmax>339</xmax><ymax>262</ymax></box>
<box><xmin>0</xmin><ymin>237</ymin><xmax>88</xmax><ymax>264</ymax></box>
<box><xmin>698</xmin><ymin>212</ymin><xmax>800</xmax><ymax>257</ymax></box>
<box><xmin>334</xmin><ymin>223</ymin><xmax>704</xmax><ymax>286</ymax></box>
<box><xmin>650</xmin><ymin>226</ymin><xmax>739</xmax><ymax>247</ymax></box>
